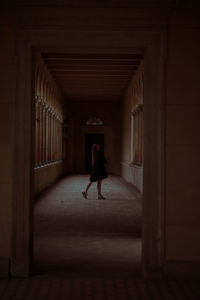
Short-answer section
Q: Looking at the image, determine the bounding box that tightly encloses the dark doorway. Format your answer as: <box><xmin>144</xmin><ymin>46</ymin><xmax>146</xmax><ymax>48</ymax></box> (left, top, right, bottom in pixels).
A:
<box><xmin>85</xmin><ymin>134</ymin><xmax>104</xmax><ymax>172</ymax></box>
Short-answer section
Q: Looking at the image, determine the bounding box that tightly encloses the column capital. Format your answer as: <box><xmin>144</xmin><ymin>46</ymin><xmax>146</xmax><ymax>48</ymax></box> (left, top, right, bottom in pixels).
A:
<box><xmin>132</xmin><ymin>103</ymin><xmax>143</xmax><ymax>115</ymax></box>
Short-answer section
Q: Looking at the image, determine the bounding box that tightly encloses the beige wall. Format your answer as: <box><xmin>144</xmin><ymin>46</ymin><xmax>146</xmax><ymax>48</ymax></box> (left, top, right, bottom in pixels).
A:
<box><xmin>0</xmin><ymin>29</ymin><xmax>15</xmax><ymax>259</ymax></box>
<box><xmin>166</xmin><ymin>2</ymin><xmax>200</xmax><ymax>260</ymax></box>
<box><xmin>72</xmin><ymin>101</ymin><xmax>121</xmax><ymax>175</ymax></box>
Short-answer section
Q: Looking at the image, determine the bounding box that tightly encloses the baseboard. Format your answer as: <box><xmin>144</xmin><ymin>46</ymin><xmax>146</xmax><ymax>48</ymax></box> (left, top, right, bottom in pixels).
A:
<box><xmin>164</xmin><ymin>261</ymin><xmax>200</xmax><ymax>278</ymax></box>
<box><xmin>0</xmin><ymin>258</ymin><xmax>10</xmax><ymax>277</ymax></box>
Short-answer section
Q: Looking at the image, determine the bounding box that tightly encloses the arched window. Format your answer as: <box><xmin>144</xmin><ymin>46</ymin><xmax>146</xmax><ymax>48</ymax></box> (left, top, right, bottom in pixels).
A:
<box><xmin>86</xmin><ymin>117</ymin><xmax>103</xmax><ymax>126</ymax></box>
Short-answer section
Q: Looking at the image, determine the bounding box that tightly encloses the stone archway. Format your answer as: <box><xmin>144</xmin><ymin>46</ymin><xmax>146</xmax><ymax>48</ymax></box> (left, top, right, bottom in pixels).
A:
<box><xmin>12</xmin><ymin>29</ymin><xmax>166</xmax><ymax>276</ymax></box>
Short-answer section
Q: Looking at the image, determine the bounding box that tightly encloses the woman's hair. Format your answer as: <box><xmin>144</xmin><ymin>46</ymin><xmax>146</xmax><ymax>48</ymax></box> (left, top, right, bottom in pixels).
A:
<box><xmin>91</xmin><ymin>144</ymin><xmax>100</xmax><ymax>166</ymax></box>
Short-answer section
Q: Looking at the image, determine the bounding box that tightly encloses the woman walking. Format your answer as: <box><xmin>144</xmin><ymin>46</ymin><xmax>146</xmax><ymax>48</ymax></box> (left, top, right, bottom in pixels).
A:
<box><xmin>82</xmin><ymin>144</ymin><xmax>107</xmax><ymax>200</ymax></box>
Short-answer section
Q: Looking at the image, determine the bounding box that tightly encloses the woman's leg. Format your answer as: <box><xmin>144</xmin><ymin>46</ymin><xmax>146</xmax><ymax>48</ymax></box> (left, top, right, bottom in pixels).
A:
<box><xmin>97</xmin><ymin>180</ymin><xmax>105</xmax><ymax>199</ymax></box>
<box><xmin>82</xmin><ymin>181</ymin><xmax>92</xmax><ymax>199</ymax></box>
<box><xmin>86</xmin><ymin>181</ymin><xmax>93</xmax><ymax>194</ymax></box>
<box><xmin>97</xmin><ymin>180</ymin><xmax>102</xmax><ymax>197</ymax></box>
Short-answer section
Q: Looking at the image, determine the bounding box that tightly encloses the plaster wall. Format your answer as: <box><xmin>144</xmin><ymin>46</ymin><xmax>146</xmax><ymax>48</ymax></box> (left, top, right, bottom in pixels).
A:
<box><xmin>166</xmin><ymin>2</ymin><xmax>200</xmax><ymax>261</ymax></box>
<box><xmin>0</xmin><ymin>29</ymin><xmax>15</xmax><ymax>262</ymax></box>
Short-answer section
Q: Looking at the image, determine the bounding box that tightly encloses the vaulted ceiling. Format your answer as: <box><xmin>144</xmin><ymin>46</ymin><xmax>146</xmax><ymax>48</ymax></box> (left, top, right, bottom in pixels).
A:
<box><xmin>42</xmin><ymin>53</ymin><xmax>143</xmax><ymax>102</ymax></box>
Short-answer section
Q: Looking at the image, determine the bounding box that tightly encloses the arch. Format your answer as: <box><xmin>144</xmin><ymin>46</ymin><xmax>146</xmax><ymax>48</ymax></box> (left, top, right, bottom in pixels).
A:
<box><xmin>86</xmin><ymin>116</ymin><xmax>104</xmax><ymax>126</ymax></box>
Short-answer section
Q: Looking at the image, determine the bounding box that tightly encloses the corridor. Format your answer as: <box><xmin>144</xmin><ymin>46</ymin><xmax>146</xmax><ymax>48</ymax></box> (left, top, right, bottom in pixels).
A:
<box><xmin>34</xmin><ymin>175</ymin><xmax>142</xmax><ymax>277</ymax></box>
<box><xmin>1</xmin><ymin>0</ymin><xmax>200</xmax><ymax>298</ymax></box>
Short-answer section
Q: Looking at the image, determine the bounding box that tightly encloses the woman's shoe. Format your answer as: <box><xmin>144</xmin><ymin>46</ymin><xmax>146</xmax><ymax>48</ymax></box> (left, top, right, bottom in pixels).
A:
<box><xmin>98</xmin><ymin>195</ymin><xmax>106</xmax><ymax>200</ymax></box>
<box><xmin>82</xmin><ymin>192</ymin><xmax>87</xmax><ymax>199</ymax></box>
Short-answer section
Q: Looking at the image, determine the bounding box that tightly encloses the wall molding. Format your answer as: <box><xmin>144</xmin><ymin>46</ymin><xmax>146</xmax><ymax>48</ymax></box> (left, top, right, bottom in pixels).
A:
<box><xmin>34</xmin><ymin>160</ymin><xmax>63</xmax><ymax>170</ymax></box>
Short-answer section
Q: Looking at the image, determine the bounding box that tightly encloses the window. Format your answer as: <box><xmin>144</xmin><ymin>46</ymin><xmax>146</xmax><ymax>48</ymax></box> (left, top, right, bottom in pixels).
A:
<box><xmin>34</xmin><ymin>57</ymin><xmax>64</xmax><ymax>167</ymax></box>
<box><xmin>86</xmin><ymin>117</ymin><xmax>103</xmax><ymax>126</ymax></box>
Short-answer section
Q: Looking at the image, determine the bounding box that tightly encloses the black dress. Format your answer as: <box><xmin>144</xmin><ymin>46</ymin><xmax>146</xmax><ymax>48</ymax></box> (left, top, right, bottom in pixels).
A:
<box><xmin>89</xmin><ymin>151</ymin><xmax>108</xmax><ymax>182</ymax></box>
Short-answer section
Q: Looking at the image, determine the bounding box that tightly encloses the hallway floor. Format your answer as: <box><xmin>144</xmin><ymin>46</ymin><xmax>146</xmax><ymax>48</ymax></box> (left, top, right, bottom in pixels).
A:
<box><xmin>34</xmin><ymin>175</ymin><xmax>142</xmax><ymax>277</ymax></box>
<box><xmin>1</xmin><ymin>176</ymin><xmax>200</xmax><ymax>299</ymax></box>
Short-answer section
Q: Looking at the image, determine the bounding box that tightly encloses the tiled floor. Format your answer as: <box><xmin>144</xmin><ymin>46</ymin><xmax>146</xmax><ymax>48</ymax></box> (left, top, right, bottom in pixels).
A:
<box><xmin>1</xmin><ymin>175</ymin><xmax>200</xmax><ymax>299</ymax></box>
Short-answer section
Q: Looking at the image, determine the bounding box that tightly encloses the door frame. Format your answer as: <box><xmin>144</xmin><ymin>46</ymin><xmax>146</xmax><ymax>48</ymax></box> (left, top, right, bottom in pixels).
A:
<box><xmin>12</xmin><ymin>29</ymin><xmax>166</xmax><ymax>276</ymax></box>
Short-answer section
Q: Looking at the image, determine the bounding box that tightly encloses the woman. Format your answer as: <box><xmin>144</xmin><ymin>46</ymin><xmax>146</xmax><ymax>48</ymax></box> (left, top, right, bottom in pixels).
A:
<box><xmin>82</xmin><ymin>143</ymin><xmax>107</xmax><ymax>200</ymax></box>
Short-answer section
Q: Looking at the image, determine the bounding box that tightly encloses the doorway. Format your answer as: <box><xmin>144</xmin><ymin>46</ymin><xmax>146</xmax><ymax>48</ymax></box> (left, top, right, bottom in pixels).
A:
<box><xmin>12</xmin><ymin>30</ymin><xmax>165</xmax><ymax>277</ymax></box>
<box><xmin>85</xmin><ymin>134</ymin><xmax>104</xmax><ymax>173</ymax></box>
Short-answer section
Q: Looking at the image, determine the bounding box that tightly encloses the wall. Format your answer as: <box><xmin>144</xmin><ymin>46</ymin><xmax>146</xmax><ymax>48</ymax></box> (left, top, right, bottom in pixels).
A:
<box><xmin>165</xmin><ymin>1</ymin><xmax>200</xmax><ymax>262</ymax></box>
<box><xmin>34</xmin><ymin>161</ymin><xmax>64</xmax><ymax>195</ymax></box>
<box><xmin>71</xmin><ymin>101</ymin><xmax>121</xmax><ymax>175</ymax></box>
<box><xmin>121</xmin><ymin>63</ymin><xmax>144</xmax><ymax>192</ymax></box>
<box><xmin>0</xmin><ymin>28</ymin><xmax>15</xmax><ymax>275</ymax></box>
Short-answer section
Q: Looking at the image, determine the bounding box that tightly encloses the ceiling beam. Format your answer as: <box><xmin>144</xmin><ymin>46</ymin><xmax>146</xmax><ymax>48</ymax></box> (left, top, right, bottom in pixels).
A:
<box><xmin>42</xmin><ymin>53</ymin><xmax>143</xmax><ymax>60</ymax></box>
<box><xmin>47</xmin><ymin>66</ymin><xmax>138</xmax><ymax>71</ymax></box>
<box><xmin>45</xmin><ymin>60</ymin><xmax>141</xmax><ymax>66</ymax></box>
<box><xmin>53</xmin><ymin>74</ymin><xmax>132</xmax><ymax>78</ymax></box>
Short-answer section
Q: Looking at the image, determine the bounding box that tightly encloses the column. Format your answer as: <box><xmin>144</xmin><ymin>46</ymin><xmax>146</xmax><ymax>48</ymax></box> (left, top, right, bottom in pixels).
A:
<box><xmin>39</xmin><ymin>102</ymin><xmax>43</xmax><ymax>165</ymax></box>
<box><xmin>42</xmin><ymin>102</ymin><xmax>46</xmax><ymax>164</ymax></box>
<box><xmin>130</xmin><ymin>113</ymin><xmax>134</xmax><ymax>162</ymax></box>
<box><xmin>35</xmin><ymin>99</ymin><xmax>39</xmax><ymax>166</ymax></box>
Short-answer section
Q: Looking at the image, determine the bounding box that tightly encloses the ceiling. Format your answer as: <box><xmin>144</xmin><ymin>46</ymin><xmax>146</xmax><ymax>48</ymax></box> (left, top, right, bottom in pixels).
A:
<box><xmin>1</xmin><ymin>0</ymin><xmax>179</xmax><ymax>8</ymax></box>
<box><xmin>42</xmin><ymin>53</ymin><xmax>143</xmax><ymax>102</ymax></box>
